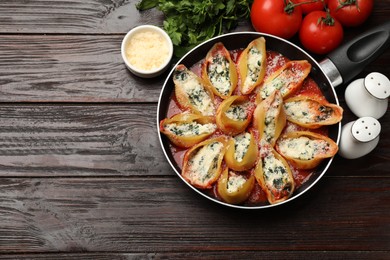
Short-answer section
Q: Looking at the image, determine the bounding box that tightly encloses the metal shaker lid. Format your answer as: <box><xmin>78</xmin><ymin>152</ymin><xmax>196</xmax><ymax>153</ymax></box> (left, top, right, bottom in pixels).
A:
<box><xmin>351</xmin><ymin>117</ymin><xmax>381</xmax><ymax>143</ymax></box>
<box><xmin>364</xmin><ymin>72</ymin><xmax>390</xmax><ymax>100</ymax></box>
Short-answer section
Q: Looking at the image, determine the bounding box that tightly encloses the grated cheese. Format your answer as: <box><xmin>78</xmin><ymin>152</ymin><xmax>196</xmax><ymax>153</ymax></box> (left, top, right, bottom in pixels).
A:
<box><xmin>126</xmin><ymin>30</ymin><xmax>169</xmax><ymax>71</ymax></box>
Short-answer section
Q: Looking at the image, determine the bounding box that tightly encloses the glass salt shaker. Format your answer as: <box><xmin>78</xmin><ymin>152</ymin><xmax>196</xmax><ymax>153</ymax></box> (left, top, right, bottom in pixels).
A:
<box><xmin>345</xmin><ymin>72</ymin><xmax>390</xmax><ymax>119</ymax></box>
<box><xmin>338</xmin><ymin>117</ymin><xmax>381</xmax><ymax>159</ymax></box>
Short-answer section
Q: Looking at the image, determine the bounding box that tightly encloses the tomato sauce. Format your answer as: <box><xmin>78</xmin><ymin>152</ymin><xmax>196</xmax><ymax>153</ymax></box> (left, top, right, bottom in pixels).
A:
<box><xmin>165</xmin><ymin>49</ymin><xmax>330</xmax><ymax>206</ymax></box>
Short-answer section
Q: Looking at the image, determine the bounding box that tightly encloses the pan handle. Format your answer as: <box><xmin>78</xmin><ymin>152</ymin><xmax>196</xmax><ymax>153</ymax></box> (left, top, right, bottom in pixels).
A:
<box><xmin>320</xmin><ymin>21</ymin><xmax>390</xmax><ymax>88</ymax></box>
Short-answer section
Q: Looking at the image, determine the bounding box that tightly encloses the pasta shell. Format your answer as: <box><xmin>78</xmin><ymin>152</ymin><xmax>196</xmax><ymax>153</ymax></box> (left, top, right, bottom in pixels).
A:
<box><xmin>254</xmin><ymin>148</ymin><xmax>295</xmax><ymax>205</ymax></box>
<box><xmin>257</xmin><ymin>60</ymin><xmax>311</xmax><ymax>100</ymax></box>
<box><xmin>224</xmin><ymin>131</ymin><xmax>258</xmax><ymax>171</ymax></box>
<box><xmin>217</xmin><ymin>168</ymin><xmax>255</xmax><ymax>205</ymax></box>
<box><xmin>276</xmin><ymin>131</ymin><xmax>339</xmax><ymax>169</ymax></box>
<box><xmin>284</xmin><ymin>95</ymin><xmax>343</xmax><ymax>129</ymax></box>
<box><xmin>253</xmin><ymin>90</ymin><xmax>286</xmax><ymax>146</ymax></box>
<box><xmin>182</xmin><ymin>136</ymin><xmax>229</xmax><ymax>189</ymax></box>
<box><xmin>202</xmin><ymin>42</ymin><xmax>238</xmax><ymax>99</ymax></box>
<box><xmin>173</xmin><ymin>64</ymin><xmax>215</xmax><ymax>116</ymax></box>
<box><xmin>160</xmin><ymin>113</ymin><xmax>217</xmax><ymax>148</ymax></box>
<box><xmin>237</xmin><ymin>37</ymin><xmax>267</xmax><ymax>95</ymax></box>
<box><xmin>216</xmin><ymin>95</ymin><xmax>253</xmax><ymax>135</ymax></box>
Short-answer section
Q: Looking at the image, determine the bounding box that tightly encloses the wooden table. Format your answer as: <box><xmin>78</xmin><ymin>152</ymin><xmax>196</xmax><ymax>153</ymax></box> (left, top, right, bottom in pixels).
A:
<box><xmin>0</xmin><ymin>1</ymin><xmax>389</xmax><ymax>259</ymax></box>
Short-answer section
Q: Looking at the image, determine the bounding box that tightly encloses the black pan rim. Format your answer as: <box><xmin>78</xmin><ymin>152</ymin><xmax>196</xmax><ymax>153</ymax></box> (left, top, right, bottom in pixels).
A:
<box><xmin>157</xmin><ymin>31</ymin><xmax>342</xmax><ymax>209</ymax></box>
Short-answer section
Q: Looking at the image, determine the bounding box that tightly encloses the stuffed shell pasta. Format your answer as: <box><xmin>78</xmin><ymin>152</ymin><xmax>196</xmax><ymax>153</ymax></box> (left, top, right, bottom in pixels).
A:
<box><xmin>217</xmin><ymin>168</ymin><xmax>255</xmax><ymax>204</ymax></box>
<box><xmin>284</xmin><ymin>96</ymin><xmax>343</xmax><ymax>129</ymax></box>
<box><xmin>202</xmin><ymin>42</ymin><xmax>238</xmax><ymax>99</ymax></box>
<box><xmin>160</xmin><ymin>113</ymin><xmax>217</xmax><ymax>148</ymax></box>
<box><xmin>224</xmin><ymin>131</ymin><xmax>258</xmax><ymax>171</ymax></box>
<box><xmin>216</xmin><ymin>95</ymin><xmax>253</xmax><ymax>135</ymax></box>
<box><xmin>174</xmin><ymin>64</ymin><xmax>215</xmax><ymax>116</ymax></box>
<box><xmin>160</xmin><ymin>37</ymin><xmax>342</xmax><ymax>207</ymax></box>
<box><xmin>254</xmin><ymin>148</ymin><xmax>295</xmax><ymax>204</ymax></box>
<box><xmin>276</xmin><ymin>131</ymin><xmax>338</xmax><ymax>169</ymax></box>
<box><xmin>258</xmin><ymin>60</ymin><xmax>311</xmax><ymax>100</ymax></box>
<box><xmin>237</xmin><ymin>37</ymin><xmax>266</xmax><ymax>95</ymax></box>
<box><xmin>182</xmin><ymin>136</ymin><xmax>229</xmax><ymax>189</ymax></box>
<box><xmin>253</xmin><ymin>90</ymin><xmax>286</xmax><ymax>146</ymax></box>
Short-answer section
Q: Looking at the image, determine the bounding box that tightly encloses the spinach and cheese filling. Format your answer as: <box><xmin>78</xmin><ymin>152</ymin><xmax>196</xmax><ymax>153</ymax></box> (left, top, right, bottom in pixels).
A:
<box><xmin>263</xmin><ymin>97</ymin><xmax>281</xmax><ymax>143</ymax></box>
<box><xmin>226</xmin><ymin>172</ymin><xmax>247</xmax><ymax>193</ymax></box>
<box><xmin>233</xmin><ymin>132</ymin><xmax>251</xmax><ymax>162</ymax></box>
<box><xmin>174</xmin><ymin>67</ymin><xmax>188</xmax><ymax>81</ymax></box>
<box><xmin>174</xmin><ymin>68</ymin><xmax>214</xmax><ymax>116</ymax></box>
<box><xmin>188</xmin><ymin>141</ymin><xmax>224</xmax><ymax>183</ymax></box>
<box><xmin>260</xmin><ymin>67</ymin><xmax>305</xmax><ymax>99</ymax></box>
<box><xmin>165</xmin><ymin>122</ymin><xmax>216</xmax><ymax>136</ymax></box>
<box><xmin>242</xmin><ymin>47</ymin><xmax>263</xmax><ymax>92</ymax></box>
<box><xmin>225</xmin><ymin>102</ymin><xmax>248</xmax><ymax>121</ymax></box>
<box><xmin>208</xmin><ymin>54</ymin><xmax>231</xmax><ymax>96</ymax></box>
<box><xmin>262</xmin><ymin>153</ymin><xmax>291</xmax><ymax>192</ymax></box>
<box><xmin>277</xmin><ymin>136</ymin><xmax>330</xmax><ymax>160</ymax></box>
<box><xmin>284</xmin><ymin>101</ymin><xmax>334</xmax><ymax>123</ymax></box>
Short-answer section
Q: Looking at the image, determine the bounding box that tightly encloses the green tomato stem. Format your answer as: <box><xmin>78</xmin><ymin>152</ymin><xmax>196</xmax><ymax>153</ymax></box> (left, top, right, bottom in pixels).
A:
<box><xmin>317</xmin><ymin>10</ymin><xmax>336</xmax><ymax>26</ymax></box>
<box><xmin>284</xmin><ymin>0</ymin><xmax>326</xmax><ymax>14</ymax></box>
<box><xmin>336</xmin><ymin>0</ymin><xmax>360</xmax><ymax>12</ymax></box>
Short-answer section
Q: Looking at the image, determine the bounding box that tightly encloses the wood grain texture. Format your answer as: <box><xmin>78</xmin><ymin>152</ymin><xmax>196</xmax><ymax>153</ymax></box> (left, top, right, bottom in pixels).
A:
<box><xmin>0</xmin><ymin>35</ymin><xmax>167</xmax><ymax>102</ymax></box>
<box><xmin>0</xmin><ymin>0</ymin><xmax>389</xmax><ymax>257</ymax></box>
<box><xmin>0</xmin><ymin>0</ymin><xmax>165</xmax><ymax>34</ymax></box>
<box><xmin>0</xmin><ymin>105</ymin><xmax>172</xmax><ymax>177</ymax></box>
<box><xmin>0</xmin><ymin>177</ymin><xmax>389</xmax><ymax>252</ymax></box>
<box><xmin>0</xmin><ymin>104</ymin><xmax>388</xmax><ymax>177</ymax></box>
<box><xmin>0</xmin><ymin>251</ymin><xmax>389</xmax><ymax>260</ymax></box>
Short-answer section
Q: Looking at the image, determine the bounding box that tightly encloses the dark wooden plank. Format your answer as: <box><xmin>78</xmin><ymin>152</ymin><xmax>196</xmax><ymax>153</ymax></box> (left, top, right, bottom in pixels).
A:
<box><xmin>0</xmin><ymin>251</ymin><xmax>389</xmax><ymax>260</ymax></box>
<box><xmin>0</xmin><ymin>0</ymin><xmax>165</xmax><ymax>34</ymax></box>
<box><xmin>0</xmin><ymin>35</ymin><xmax>166</xmax><ymax>103</ymax></box>
<box><xmin>0</xmin><ymin>177</ymin><xmax>388</xmax><ymax>252</ymax></box>
<box><xmin>0</xmin><ymin>105</ymin><xmax>388</xmax><ymax>177</ymax></box>
<box><xmin>0</xmin><ymin>104</ymin><xmax>172</xmax><ymax>177</ymax></box>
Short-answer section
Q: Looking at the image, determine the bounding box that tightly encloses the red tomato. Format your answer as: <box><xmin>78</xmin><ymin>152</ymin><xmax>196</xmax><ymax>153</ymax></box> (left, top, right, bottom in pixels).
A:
<box><xmin>328</xmin><ymin>0</ymin><xmax>373</xmax><ymax>27</ymax></box>
<box><xmin>299</xmin><ymin>11</ymin><xmax>344</xmax><ymax>54</ymax></box>
<box><xmin>295</xmin><ymin>0</ymin><xmax>328</xmax><ymax>15</ymax></box>
<box><xmin>250</xmin><ymin>0</ymin><xmax>303</xmax><ymax>39</ymax></box>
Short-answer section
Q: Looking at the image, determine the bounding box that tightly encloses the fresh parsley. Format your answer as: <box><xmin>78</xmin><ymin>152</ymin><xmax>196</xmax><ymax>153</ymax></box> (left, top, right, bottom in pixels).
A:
<box><xmin>136</xmin><ymin>0</ymin><xmax>253</xmax><ymax>57</ymax></box>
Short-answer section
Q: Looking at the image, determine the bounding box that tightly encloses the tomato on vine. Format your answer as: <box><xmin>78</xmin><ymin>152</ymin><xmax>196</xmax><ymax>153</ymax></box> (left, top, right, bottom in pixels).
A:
<box><xmin>250</xmin><ymin>0</ymin><xmax>303</xmax><ymax>39</ymax></box>
<box><xmin>328</xmin><ymin>0</ymin><xmax>374</xmax><ymax>27</ymax></box>
<box><xmin>299</xmin><ymin>11</ymin><xmax>344</xmax><ymax>54</ymax></box>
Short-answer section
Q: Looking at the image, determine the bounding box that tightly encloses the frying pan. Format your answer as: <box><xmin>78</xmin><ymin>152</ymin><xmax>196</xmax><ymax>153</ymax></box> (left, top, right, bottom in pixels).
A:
<box><xmin>157</xmin><ymin>21</ymin><xmax>390</xmax><ymax>209</ymax></box>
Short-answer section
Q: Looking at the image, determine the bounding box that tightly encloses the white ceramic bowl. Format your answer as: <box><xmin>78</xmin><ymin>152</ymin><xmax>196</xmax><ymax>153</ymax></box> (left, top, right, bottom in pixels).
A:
<box><xmin>121</xmin><ymin>25</ymin><xmax>173</xmax><ymax>78</ymax></box>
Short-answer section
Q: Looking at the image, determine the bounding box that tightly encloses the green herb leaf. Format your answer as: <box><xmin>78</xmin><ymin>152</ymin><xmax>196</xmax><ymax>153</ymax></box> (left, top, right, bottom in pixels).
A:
<box><xmin>136</xmin><ymin>0</ymin><xmax>159</xmax><ymax>10</ymax></box>
<box><xmin>136</xmin><ymin>0</ymin><xmax>254</xmax><ymax>57</ymax></box>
